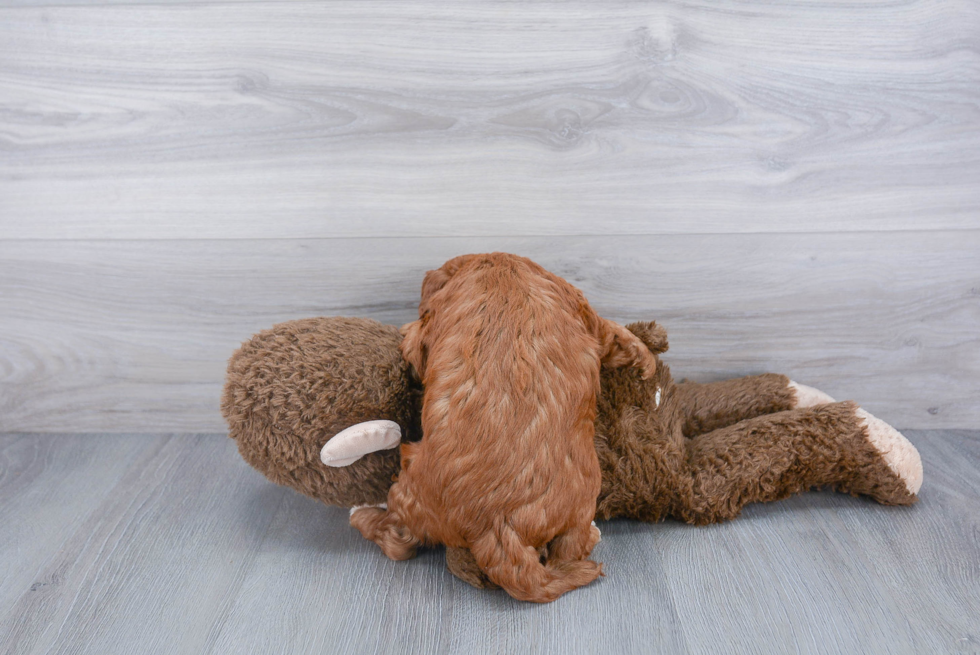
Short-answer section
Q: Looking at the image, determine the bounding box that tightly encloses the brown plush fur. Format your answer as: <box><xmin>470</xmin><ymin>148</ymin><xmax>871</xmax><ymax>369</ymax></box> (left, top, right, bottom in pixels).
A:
<box><xmin>592</xmin><ymin>361</ymin><xmax>911</xmax><ymax>524</ymax></box>
<box><xmin>221</xmin><ymin>317</ymin><xmax>418</xmax><ymax>508</ymax></box>
<box><xmin>673</xmin><ymin>375</ymin><xmax>796</xmax><ymax>438</ymax></box>
<box><xmin>222</xmin><ymin>316</ymin><xmax>917</xmax><ymax>591</ymax></box>
<box><xmin>350</xmin><ymin>254</ymin><xmax>655</xmax><ymax>602</ymax></box>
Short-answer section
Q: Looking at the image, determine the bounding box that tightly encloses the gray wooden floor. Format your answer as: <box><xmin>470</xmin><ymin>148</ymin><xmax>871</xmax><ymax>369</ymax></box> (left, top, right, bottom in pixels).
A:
<box><xmin>1</xmin><ymin>431</ymin><xmax>978</xmax><ymax>655</ymax></box>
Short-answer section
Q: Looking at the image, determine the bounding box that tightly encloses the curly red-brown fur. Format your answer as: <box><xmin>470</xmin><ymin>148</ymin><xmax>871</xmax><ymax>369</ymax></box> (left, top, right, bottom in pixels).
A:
<box><xmin>354</xmin><ymin>253</ymin><xmax>653</xmax><ymax>602</ymax></box>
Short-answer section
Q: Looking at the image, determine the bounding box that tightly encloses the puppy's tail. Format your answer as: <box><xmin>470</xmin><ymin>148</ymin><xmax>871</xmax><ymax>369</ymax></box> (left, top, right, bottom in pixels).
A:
<box><xmin>469</xmin><ymin>523</ymin><xmax>602</xmax><ymax>603</ymax></box>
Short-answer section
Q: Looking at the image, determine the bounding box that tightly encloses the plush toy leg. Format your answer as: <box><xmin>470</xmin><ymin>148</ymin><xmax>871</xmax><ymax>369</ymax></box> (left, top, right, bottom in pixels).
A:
<box><xmin>674</xmin><ymin>374</ymin><xmax>797</xmax><ymax>437</ymax></box>
<box><xmin>674</xmin><ymin>374</ymin><xmax>839</xmax><ymax>437</ymax></box>
<box><xmin>676</xmin><ymin>401</ymin><xmax>922</xmax><ymax>525</ymax></box>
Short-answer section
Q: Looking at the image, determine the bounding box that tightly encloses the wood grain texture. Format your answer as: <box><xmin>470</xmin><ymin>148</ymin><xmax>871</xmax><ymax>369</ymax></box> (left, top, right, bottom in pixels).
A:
<box><xmin>0</xmin><ymin>433</ymin><xmax>287</xmax><ymax>655</ymax></box>
<box><xmin>0</xmin><ymin>434</ymin><xmax>152</xmax><ymax>618</ymax></box>
<box><xmin>1</xmin><ymin>1</ymin><xmax>978</xmax><ymax>238</ymax></box>
<box><xmin>0</xmin><ymin>431</ymin><xmax>977</xmax><ymax>654</ymax></box>
<box><xmin>1</xmin><ymin>232</ymin><xmax>977</xmax><ymax>432</ymax></box>
<box><xmin>658</xmin><ymin>431</ymin><xmax>980</xmax><ymax>654</ymax></box>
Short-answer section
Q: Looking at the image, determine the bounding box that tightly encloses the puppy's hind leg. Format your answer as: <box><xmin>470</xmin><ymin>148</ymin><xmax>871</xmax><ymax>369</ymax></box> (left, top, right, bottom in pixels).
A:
<box><xmin>349</xmin><ymin>481</ymin><xmax>422</xmax><ymax>561</ymax></box>
<box><xmin>470</xmin><ymin>522</ymin><xmax>602</xmax><ymax>603</ymax></box>
<box><xmin>349</xmin><ymin>506</ymin><xmax>419</xmax><ymax>561</ymax></box>
<box><xmin>547</xmin><ymin>521</ymin><xmax>603</xmax><ymax>566</ymax></box>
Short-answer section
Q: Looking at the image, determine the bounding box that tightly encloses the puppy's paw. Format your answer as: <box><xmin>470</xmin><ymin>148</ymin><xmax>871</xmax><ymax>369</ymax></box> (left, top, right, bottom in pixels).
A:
<box><xmin>637</xmin><ymin>346</ymin><xmax>658</xmax><ymax>380</ymax></box>
<box><xmin>349</xmin><ymin>505</ymin><xmax>419</xmax><ymax>561</ymax></box>
<box><xmin>349</xmin><ymin>503</ymin><xmax>387</xmax><ymax>518</ymax></box>
<box><xmin>348</xmin><ymin>505</ymin><xmax>387</xmax><ymax>539</ymax></box>
<box><xmin>600</xmin><ymin>319</ymin><xmax>658</xmax><ymax>379</ymax></box>
<box><xmin>588</xmin><ymin>521</ymin><xmax>602</xmax><ymax>551</ymax></box>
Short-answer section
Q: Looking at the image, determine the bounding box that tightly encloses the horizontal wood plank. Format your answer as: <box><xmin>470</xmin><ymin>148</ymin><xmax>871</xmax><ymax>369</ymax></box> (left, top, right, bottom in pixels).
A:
<box><xmin>0</xmin><ymin>232</ymin><xmax>977</xmax><ymax>432</ymax></box>
<box><xmin>1</xmin><ymin>1</ymin><xmax>978</xmax><ymax>238</ymax></box>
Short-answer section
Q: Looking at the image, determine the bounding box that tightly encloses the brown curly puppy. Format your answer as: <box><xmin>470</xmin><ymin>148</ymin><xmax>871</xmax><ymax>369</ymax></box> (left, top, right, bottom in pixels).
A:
<box><xmin>350</xmin><ymin>253</ymin><xmax>657</xmax><ymax>603</ymax></box>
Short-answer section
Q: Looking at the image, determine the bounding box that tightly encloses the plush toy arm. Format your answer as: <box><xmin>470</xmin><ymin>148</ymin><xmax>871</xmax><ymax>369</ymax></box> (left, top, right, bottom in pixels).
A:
<box><xmin>674</xmin><ymin>374</ymin><xmax>800</xmax><ymax>438</ymax></box>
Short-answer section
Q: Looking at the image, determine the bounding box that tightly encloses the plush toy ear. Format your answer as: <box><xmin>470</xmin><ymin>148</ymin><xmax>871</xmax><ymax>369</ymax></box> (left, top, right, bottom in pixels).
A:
<box><xmin>320</xmin><ymin>420</ymin><xmax>402</xmax><ymax>467</ymax></box>
<box><xmin>626</xmin><ymin>321</ymin><xmax>669</xmax><ymax>355</ymax></box>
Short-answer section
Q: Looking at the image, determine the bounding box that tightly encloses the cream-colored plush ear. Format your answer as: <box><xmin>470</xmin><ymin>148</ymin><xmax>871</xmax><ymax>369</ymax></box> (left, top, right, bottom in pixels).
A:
<box><xmin>320</xmin><ymin>420</ymin><xmax>402</xmax><ymax>467</ymax></box>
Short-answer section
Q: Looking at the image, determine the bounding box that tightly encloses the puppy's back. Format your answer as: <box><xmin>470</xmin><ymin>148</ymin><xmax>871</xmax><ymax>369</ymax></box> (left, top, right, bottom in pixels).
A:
<box><xmin>405</xmin><ymin>254</ymin><xmax>603</xmax><ymax>544</ymax></box>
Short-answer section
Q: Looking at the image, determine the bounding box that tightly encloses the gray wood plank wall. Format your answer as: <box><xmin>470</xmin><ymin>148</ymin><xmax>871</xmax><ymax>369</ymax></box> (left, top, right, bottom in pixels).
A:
<box><xmin>1</xmin><ymin>1</ymin><xmax>978</xmax><ymax>431</ymax></box>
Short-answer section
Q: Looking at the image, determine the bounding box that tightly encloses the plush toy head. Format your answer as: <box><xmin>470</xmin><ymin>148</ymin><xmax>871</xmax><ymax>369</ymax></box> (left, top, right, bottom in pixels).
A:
<box><xmin>221</xmin><ymin>317</ymin><xmax>422</xmax><ymax>507</ymax></box>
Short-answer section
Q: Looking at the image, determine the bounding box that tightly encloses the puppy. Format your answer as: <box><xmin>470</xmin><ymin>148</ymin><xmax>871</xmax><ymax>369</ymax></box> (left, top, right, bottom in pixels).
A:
<box><xmin>350</xmin><ymin>253</ymin><xmax>657</xmax><ymax>602</ymax></box>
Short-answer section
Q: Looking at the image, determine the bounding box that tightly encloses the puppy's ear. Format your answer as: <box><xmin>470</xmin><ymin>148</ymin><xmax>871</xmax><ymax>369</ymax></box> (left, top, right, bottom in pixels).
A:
<box><xmin>418</xmin><ymin>254</ymin><xmax>476</xmax><ymax>316</ymax></box>
<box><xmin>625</xmin><ymin>321</ymin><xmax>669</xmax><ymax>355</ymax></box>
<box><xmin>597</xmin><ymin>317</ymin><xmax>658</xmax><ymax>379</ymax></box>
<box><xmin>419</xmin><ymin>268</ymin><xmax>451</xmax><ymax>315</ymax></box>
<box><xmin>399</xmin><ymin>319</ymin><xmax>427</xmax><ymax>379</ymax></box>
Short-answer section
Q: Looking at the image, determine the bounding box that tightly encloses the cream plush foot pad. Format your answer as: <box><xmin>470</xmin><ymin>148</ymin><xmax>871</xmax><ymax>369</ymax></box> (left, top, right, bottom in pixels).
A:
<box><xmin>788</xmin><ymin>380</ymin><xmax>836</xmax><ymax>407</ymax></box>
<box><xmin>855</xmin><ymin>408</ymin><xmax>924</xmax><ymax>495</ymax></box>
<box><xmin>320</xmin><ymin>420</ymin><xmax>401</xmax><ymax>467</ymax></box>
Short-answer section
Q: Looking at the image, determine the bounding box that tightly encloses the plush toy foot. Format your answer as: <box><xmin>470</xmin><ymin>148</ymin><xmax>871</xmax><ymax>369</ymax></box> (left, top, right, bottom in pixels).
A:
<box><xmin>855</xmin><ymin>408</ymin><xmax>923</xmax><ymax>496</ymax></box>
<box><xmin>788</xmin><ymin>380</ymin><xmax>836</xmax><ymax>408</ymax></box>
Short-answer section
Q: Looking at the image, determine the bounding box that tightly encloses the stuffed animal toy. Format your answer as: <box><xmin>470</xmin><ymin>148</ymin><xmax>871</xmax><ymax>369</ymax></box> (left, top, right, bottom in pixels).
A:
<box><xmin>221</xmin><ymin>316</ymin><xmax>923</xmax><ymax>589</ymax></box>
